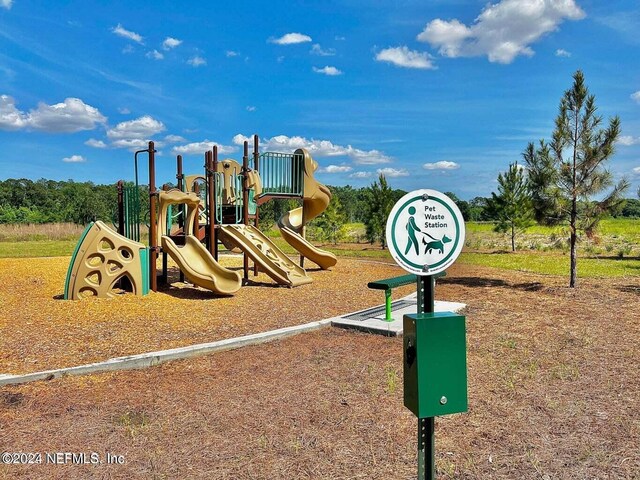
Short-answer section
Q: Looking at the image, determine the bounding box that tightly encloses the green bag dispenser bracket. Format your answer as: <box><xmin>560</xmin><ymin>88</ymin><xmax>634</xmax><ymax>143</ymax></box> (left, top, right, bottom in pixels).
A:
<box><xmin>403</xmin><ymin>311</ymin><xmax>468</xmax><ymax>418</ymax></box>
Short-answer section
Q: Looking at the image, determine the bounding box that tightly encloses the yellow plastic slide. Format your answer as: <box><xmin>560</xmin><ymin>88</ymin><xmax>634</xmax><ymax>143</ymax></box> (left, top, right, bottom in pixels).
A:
<box><xmin>161</xmin><ymin>235</ymin><xmax>242</xmax><ymax>295</ymax></box>
<box><xmin>158</xmin><ymin>189</ymin><xmax>242</xmax><ymax>295</ymax></box>
<box><xmin>279</xmin><ymin>209</ymin><xmax>337</xmax><ymax>270</ymax></box>
<box><xmin>277</xmin><ymin>148</ymin><xmax>337</xmax><ymax>269</ymax></box>
<box><xmin>219</xmin><ymin>224</ymin><xmax>312</xmax><ymax>287</ymax></box>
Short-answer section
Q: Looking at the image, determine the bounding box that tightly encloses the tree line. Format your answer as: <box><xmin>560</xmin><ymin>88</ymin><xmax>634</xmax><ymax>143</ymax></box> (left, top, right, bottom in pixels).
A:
<box><xmin>0</xmin><ymin>176</ymin><xmax>637</xmax><ymax>228</ymax></box>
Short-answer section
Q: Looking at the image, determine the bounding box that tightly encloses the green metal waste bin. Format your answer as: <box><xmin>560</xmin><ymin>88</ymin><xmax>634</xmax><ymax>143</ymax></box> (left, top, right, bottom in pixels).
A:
<box><xmin>403</xmin><ymin>311</ymin><xmax>468</xmax><ymax>418</ymax></box>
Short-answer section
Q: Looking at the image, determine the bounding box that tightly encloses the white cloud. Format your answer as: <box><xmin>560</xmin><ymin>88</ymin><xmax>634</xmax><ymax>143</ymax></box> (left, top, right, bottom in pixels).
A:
<box><xmin>555</xmin><ymin>48</ymin><xmax>571</xmax><ymax>57</ymax></box>
<box><xmin>349</xmin><ymin>171</ymin><xmax>373</xmax><ymax>179</ymax></box>
<box><xmin>110</xmin><ymin>138</ymin><xmax>151</xmax><ymax>150</ymax></box>
<box><xmin>631</xmin><ymin>91</ymin><xmax>640</xmax><ymax>104</ymax></box>
<box><xmin>321</xmin><ymin>165</ymin><xmax>353</xmax><ymax>173</ymax></box>
<box><xmin>617</xmin><ymin>135</ymin><xmax>639</xmax><ymax>146</ymax></box>
<box><xmin>29</xmin><ymin>98</ymin><xmax>106</xmax><ymax>133</ymax></box>
<box><xmin>1</xmin><ymin>0</ymin><xmax>12</xmax><ymax>10</ymax></box>
<box><xmin>172</xmin><ymin>140</ymin><xmax>237</xmax><ymax>156</ymax></box>
<box><xmin>252</xmin><ymin>134</ymin><xmax>392</xmax><ymax>165</ymax></box>
<box><xmin>246</xmin><ymin>106</ymin><xmax>256</xmax><ymax>112</ymax></box>
<box><xmin>107</xmin><ymin>115</ymin><xmax>165</xmax><ymax>146</ymax></box>
<box><xmin>162</xmin><ymin>37</ymin><xmax>182</xmax><ymax>50</ymax></box>
<box><xmin>232</xmin><ymin>134</ymin><xmax>255</xmax><ymax>146</ymax></box>
<box><xmin>311</xmin><ymin>44</ymin><xmax>336</xmax><ymax>56</ymax></box>
<box><xmin>633</xmin><ymin>167</ymin><xmax>640</xmax><ymax>175</ymax></box>
<box><xmin>112</xmin><ymin>24</ymin><xmax>144</xmax><ymax>44</ymax></box>
<box><xmin>0</xmin><ymin>95</ymin><xmax>29</xmax><ymax>130</ymax></box>
<box><xmin>164</xmin><ymin>134</ymin><xmax>186</xmax><ymax>143</ymax></box>
<box><xmin>375</xmin><ymin>46</ymin><xmax>435</xmax><ymax>69</ymax></box>
<box><xmin>417</xmin><ymin>0</ymin><xmax>585</xmax><ymax>64</ymax></box>
<box><xmin>418</xmin><ymin>19</ymin><xmax>471</xmax><ymax>58</ymax></box>
<box><xmin>377</xmin><ymin>167</ymin><xmax>409</xmax><ymax>178</ymax></box>
<box><xmin>270</xmin><ymin>32</ymin><xmax>312</xmax><ymax>45</ymax></box>
<box><xmin>226</xmin><ymin>50</ymin><xmax>240</xmax><ymax>57</ymax></box>
<box><xmin>146</xmin><ymin>50</ymin><xmax>164</xmax><ymax>60</ymax></box>
<box><xmin>62</xmin><ymin>155</ymin><xmax>86</xmax><ymax>163</ymax></box>
<box><xmin>85</xmin><ymin>138</ymin><xmax>107</xmax><ymax>148</ymax></box>
<box><xmin>0</xmin><ymin>95</ymin><xmax>106</xmax><ymax>133</ymax></box>
<box><xmin>312</xmin><ymin>66</ymin><xmax>343</xmax><ymax>76</ymax></box>
<box><xmin>423</xmin><ymin>160</ymin><xmax>460</xmax><ymax>170</ymax></box>
<box><xmin>187</xmin><ymin>56</ymin><xmax>207</xmax><ymax>67</ymax></box>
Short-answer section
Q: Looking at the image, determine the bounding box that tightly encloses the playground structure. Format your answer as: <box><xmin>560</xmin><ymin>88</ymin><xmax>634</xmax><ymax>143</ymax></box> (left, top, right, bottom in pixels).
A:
<box><xmin>65</xmin><ymin>135</ymin><xmax>336</xmax><ymax>299</ymax></box>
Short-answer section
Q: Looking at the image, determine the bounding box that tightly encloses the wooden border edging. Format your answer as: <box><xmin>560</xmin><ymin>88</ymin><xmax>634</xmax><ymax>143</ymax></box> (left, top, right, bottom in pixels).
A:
<box><xmin>0</xmin><ymin>318</ymin><xmax>334</xmax><ymax>387</ymax></box>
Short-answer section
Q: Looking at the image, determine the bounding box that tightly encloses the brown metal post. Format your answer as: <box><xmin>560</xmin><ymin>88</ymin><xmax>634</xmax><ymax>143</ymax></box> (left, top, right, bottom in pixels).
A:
<box><xmin>117</xmin><ymin>180</ymin><xmax>125</xmax><ymax>236</ymax></box>
<box><xmin>242</xmin><ymin>141</ymin><xmax>250</xmax><ymax>282</ymax></box>
<box><xmin>212</xmin><ymin>146</ymin><xmax>218</xmax><ymax>260</ymax></box>
<box><xmin>176</xmin><ymin>155</ymin><xmax>184</xmax><ymax>282</ymax></box>
<box><xmin>148</xmin><ymin>141</ymin><xmax>158</xmax><ymax>292</ymax></box>
<box><xmin>207</xmin><ymin>150</ymin><xmax>216</xmax><ymax>257</ymax></box>
<box><xmin>253</xmin><ymin>134</ymin><xmax>259</xmax><ymax>277</ymax></box>
<box><xmin>194</xmin><ymin>164</ymin><xmax>201</xmax><ymax>238</ymax></box>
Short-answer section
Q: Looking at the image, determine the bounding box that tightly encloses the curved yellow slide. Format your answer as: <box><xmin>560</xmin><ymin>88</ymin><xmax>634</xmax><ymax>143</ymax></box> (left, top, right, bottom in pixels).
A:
<box><xmin>219</xmin><ymin>224</ymin><xmax>312</xmax><ymax>287</ymax></box>
<box><xmin>161</xmin><ymin>235</ymin><xmax>242</xmax><ymax>295</ymax></box>
<box><xmin>277</xmin><ymin>148</ymin><xmax>337</xmax><ymax>269</ymax></box>
<box><xmin>158</xmin><ymin>189</ymin><xmax>242</xmax><ymax>295</ymax></box>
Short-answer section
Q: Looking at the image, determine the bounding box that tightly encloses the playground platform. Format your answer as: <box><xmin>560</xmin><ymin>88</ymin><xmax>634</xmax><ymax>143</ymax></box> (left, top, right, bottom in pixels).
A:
<box><xmin>330</xmin><ymin>292</ymin><xmax>466</xmax><ymax>336</ymax></box>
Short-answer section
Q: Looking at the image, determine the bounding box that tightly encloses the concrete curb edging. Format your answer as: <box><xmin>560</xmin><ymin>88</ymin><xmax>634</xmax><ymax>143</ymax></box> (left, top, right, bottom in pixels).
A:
<box><xmin>0</xmin><ymin>318</ymin><xmax>333</xmax><ymax>387</ymax></box>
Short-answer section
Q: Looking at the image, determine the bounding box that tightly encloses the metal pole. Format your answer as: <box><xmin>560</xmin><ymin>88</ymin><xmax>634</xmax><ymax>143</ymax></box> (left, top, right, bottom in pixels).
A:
<box><xmin>417</xmin><ymin>275</ymin><xmax>436</xmax><ymax>479</ymax></box>
<box><xmin>212</xmin><ymin>147</ymin><xmax>219</xmax><ymax>261</ymax></box>
<box><xmin>207</xmin><ymin>150</ymin><xmax>216</xmax><ymax>258</ymax></box>
<box><xmin>176</xmin><ymin>155</ymin><xmax>184</xmax><ymax>283</ymax></box>
<box><xmin>117</xmin><ymin>180</ymin><xmax>124</xmax><ymax>236</ymax></box>
<box><xmin>148</xmin><ymin>141</ymin><xmax>158</xmax><ymax>292</ymax></box>
<box><xmin>242</xmin><ymin>141</ymin><xmax>250</xmax><ymax>282</ymax></box>
<box><xmin>253</xmin><ymin>134</ymin><xmax>259</xmax><ymax>277</ymax></box>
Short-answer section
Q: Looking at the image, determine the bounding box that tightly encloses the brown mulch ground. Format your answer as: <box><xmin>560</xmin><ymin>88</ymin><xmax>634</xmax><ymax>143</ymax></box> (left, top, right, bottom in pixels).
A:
<box><xmin>0</xmin><ymin>256</ymin><xmax>414</xmax><ymax>374</ymax></box>
<box><xmin>1</xmin><ymin>259</ymin><xmax>639</xmax><ymax>479</ymax></box>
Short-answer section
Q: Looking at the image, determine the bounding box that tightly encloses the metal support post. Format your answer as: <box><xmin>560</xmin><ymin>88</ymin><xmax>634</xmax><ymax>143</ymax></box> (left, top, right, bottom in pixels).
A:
<box><xmin>148</xmin><ymin>141</ymin><xmax>158</xmax><ymax>292</ymax></box>
<box><xmin>385</xmin><ymin>289</ymin><xmax>392</xmax><ymax>321</ymax></box>
<box><xmin>417</xmin><ymin>274</ymin><xmax>436</xmax><ymax>479</ymax></box>
<box><xmin>176</xmin><ymin>155</ymin><xmax>184</xmax><ymax>283</ymax></box>
<box><xmin>242</xmin><ymin>141</ymin><xmax>250</xmax><ymax>282</ymax></box>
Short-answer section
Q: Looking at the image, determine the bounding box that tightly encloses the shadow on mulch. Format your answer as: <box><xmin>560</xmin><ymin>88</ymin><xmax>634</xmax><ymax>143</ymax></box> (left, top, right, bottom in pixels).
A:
<box><xmin>156</xmin><ymin>285</ymin><xmax>233</xmax><ymax>300</ymax></box>
<box><xmin>439</xmin><ymin>276</ymin><xmax>544</xmax><ymax>291</ymax></box>
<box><xmin>1</xmin><ymin>391</ymin><xmax>25</xmax><ymax>407</ymax></box>
<box><xmin>618</xmin><ymin>285</ymin><xmax>640</xmax><ymax>295</ymax></box>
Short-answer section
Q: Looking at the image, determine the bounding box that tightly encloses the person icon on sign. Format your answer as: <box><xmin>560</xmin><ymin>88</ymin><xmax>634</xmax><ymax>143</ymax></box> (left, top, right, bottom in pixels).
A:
<box><xmin>404</xmin><ymin>206</ymin><xmax>422</xmax><ymax>255</ymax></box>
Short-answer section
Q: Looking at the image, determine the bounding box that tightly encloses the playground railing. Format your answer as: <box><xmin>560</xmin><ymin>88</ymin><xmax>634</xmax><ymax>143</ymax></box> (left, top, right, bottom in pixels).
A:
<box><xmin>254</xmin><ymin>152</ymin><xmax>304</xmax><ymax>197</ymax></box>
<box><xmin>123</xmin><ymin>185</ymin><xmax>141</xmax><ymax>241</ymax></box>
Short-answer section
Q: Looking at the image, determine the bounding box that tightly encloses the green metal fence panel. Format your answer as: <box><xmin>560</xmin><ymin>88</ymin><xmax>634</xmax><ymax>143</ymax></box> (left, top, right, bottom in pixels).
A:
<box><xmin>123</xmin><ymin>186</ymin><xmax>141</xmax><ymax>242</ymax></box>
<box><xmin>235</xmin><ymin>174</ymin><xmax>243</xmax><ymax>223</ymax></box>
<box><xmin>257</xmin><ymin>152</ymin><xmax>304</xmax><ymax>196</ymax></box>
<box><xmin>214</xmin><ymin>172</ymin><xmax>223</xmax><ymax>224</ymax></box>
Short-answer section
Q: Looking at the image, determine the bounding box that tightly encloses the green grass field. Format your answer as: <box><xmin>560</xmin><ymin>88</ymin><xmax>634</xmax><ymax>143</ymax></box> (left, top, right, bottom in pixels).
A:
<box><xmin>0</xmin><ymin>219</ymin><xmax>637</xmax><ymax>278</ymax></box>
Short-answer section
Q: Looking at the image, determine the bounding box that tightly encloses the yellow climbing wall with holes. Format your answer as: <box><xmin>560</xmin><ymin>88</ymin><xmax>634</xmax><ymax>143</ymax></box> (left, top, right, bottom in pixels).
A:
<box><xmin>65</xmin><ymin>221</ymin><xmax>147</xmax><ymax>300</ymax></box>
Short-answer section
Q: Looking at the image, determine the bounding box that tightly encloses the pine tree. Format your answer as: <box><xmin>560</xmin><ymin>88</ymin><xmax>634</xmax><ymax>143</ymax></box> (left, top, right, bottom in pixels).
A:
<box><xmin>524</xmin><ymin>70</ymin><xmax>629</xmax><ymax>287</ymax></box>
<box><xmin>487</xmin><ymin>163</ymin><xmax>534</xmax><ymax>252</ymax></box>
<box><xmin>314</xmin><ymin>192</ymin><xmax>346</xmax><ymax>245</ymax></box>
<box><xmin>364</xmin><ymin>174</ymin><xmax>394</xmax><ymax>249</ymax></box>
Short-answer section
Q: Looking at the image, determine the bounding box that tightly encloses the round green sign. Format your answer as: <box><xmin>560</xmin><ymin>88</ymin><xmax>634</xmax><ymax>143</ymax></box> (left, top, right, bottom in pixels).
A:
<box><xmin>385</xmin><ymin>189</ymin><xmax>465</xmax><ymax>275</ymax></box>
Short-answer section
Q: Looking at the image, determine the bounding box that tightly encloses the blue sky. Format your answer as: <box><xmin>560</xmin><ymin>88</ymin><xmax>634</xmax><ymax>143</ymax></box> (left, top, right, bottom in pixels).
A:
<box><xmin>1</xmin><ymin>0</ymin><xmax>639</xmax><ymax>199</ymax></box>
